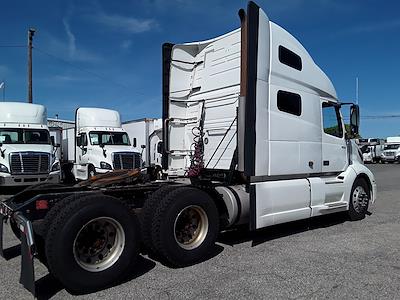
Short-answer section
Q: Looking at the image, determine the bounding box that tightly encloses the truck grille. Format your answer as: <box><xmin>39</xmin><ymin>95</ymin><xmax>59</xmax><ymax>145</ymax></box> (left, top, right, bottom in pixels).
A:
<box><xmin>113</xmin><ymin>152</ymin><xmax>141</xmax><ymax>170</ymax></box>
<box><xmin>10</xmin><ymin>152</ymin><xmax>50</xmax><ymax>175</ymax></box>
<box><xmin>385</xmin><ymin>151</ymin><xmax>395</xmax><ymax>156</ymax></box>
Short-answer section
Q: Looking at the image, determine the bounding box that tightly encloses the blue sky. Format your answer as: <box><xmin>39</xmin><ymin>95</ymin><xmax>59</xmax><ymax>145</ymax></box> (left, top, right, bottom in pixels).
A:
<box><xmin>1</xmin><ymin>0</ymin><xmax>399</xmax><ymax>137</ymax></box>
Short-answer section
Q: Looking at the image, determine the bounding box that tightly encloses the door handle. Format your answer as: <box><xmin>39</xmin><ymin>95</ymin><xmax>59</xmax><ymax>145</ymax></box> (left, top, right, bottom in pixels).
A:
<box><xmin>323</xmin><ymin>160</ymin><xmax>329</xmax><ymax>166</ymax></box>
<box><xmin>341</xmin><ymin>146</ymin><xmax>346</xmax><ymax>149</ymax></box>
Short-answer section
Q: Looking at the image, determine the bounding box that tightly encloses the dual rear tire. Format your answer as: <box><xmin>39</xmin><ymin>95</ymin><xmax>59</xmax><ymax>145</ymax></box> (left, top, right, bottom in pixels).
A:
<box><xmin>44</xmin><ymin>195</ymin><xmax>140</xmax><ymax>293</ymax></box>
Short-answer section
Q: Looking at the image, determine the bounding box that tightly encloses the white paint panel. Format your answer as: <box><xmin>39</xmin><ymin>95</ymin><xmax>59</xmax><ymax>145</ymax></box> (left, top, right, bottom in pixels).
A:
<box><xmin>255</xmin><ymin>179</ymin><xmax>311</xmax><ymax>229</ymax></box>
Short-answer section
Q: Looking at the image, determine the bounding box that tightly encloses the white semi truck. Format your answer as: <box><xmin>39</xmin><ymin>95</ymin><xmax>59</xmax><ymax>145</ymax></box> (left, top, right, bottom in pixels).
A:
<box><xmin>0</xmin><ymin>102</ymin><xmax>60</xmax><ymax>187</ymax></box>
<box><xmin>122</xmin><ymin>118</ymin><xmax>163</xmax><ymax>177</ymax></box>
<box><xmin>381</xmin><ymin>136</ymin><xmax>400</xmax><ymax>163</ymax></box>
<box><xmin>61</xmin><ymin>107</ymin><xmax>142</xmax><ymax>181</ymax></box>
<box><xmin>358</xmin><ymin>138</ymin><xmax>384</xmax><ymax>163</ymax></box>
<box><xmin>0</xmin><ymin>2</ymin><xmax>376</xmax><ymax>296</ymax></box>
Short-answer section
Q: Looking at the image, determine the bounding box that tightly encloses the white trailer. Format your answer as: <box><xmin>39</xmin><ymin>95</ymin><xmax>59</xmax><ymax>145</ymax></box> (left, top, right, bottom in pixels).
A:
<box><xmin>381</xmin><ymin>136</ymin><xmax>400</xmax><ymax>163</ymax></box>
<box><xmin>0</xmin><ymin>2</ymin><xmax>377</xmax><ymax>296</ymax></box>
<box><xmin>59</xmin><ymin>107</ymin><xmax>142</xmax><ymax>181</ymax></box>
<box><xmin>0</xmin><ymin>102</ymin><xmax>60</xmax><ymax>186</ymax></box>
<box><xmin>122</xmin><ymin>118</ymin><xmax>163</xmax><ymax>177</ymax></box>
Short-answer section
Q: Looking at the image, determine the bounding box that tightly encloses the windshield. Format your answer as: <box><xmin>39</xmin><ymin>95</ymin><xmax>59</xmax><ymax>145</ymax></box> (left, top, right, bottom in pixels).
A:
<box><xmin>89</xmin><ymin>131</ymin><xmax>130</xmax><ymax>146</ymax></box>
<box><xmin>384</xmin><ymin>144</ymin><xmax>400</xmax><ymax>150</ymax></box>
<box><xmin>0</xmin><ymin>128</ymin><xmax>51</xmax><ymax>144</ymax></box>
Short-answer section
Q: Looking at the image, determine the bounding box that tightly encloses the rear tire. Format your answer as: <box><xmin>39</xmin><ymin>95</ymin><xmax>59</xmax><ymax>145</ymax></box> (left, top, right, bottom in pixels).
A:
<box><xmin>151</xmin><ymin>186</ymin><xmax>219</xmax><ymax>267</ymax></box>
<box><xmin>348</xmin><ymin>178</ymin><xmax>371</xmax><ymax>221</ymax></box>
<box><xmin>45</xmin><ymin>195</ymin><xmax>140</xmax><ymax>293</ymax></box>
<box><xmin>140</xmin><ymin>185</ymin><xmax>178</xmax><ymax>253</ymax></box>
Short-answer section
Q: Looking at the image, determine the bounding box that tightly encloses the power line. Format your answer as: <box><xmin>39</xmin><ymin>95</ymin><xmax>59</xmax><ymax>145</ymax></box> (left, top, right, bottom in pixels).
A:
<box><xmin>0</xmin><ymin>45</ymin><xmax>26</xmax><ymax>48</ymax></box>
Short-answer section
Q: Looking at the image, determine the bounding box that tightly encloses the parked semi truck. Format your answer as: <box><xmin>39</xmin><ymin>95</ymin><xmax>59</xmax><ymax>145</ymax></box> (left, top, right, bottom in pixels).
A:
<box><xmin>0</xmin><ymin>102</ymin><xmax>60</xmax><ymax>187</ymax></box>
<box><xmin>381</xmin><ymin>136</ymin><xmax>400</xmax><ymax>163</ymax></box>
<box><xmin>122</xmin><ymin>118</ymin><xmax>163</xmax><ymax>177</ymax></box>
<box><xmin>0</xmin><ymin>2</ymin><xmax>376</xmax><ymax>296</ymax></box>
<box><xmin>60</xmin><ymin>107</ymin><xmax>142</xmax><ymax>181</ymax></box>
<box><xmin>358</xmin><ymin>138</ymin><xmax>384</xmax><ymax>163</ymax></box>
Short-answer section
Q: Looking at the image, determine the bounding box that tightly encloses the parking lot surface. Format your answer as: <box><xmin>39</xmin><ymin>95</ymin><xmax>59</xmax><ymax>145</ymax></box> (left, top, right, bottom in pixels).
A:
<box><xmin>0</xmin><ymin>164</ymin><xmax>399</xmax><ymax>299</ymax></box>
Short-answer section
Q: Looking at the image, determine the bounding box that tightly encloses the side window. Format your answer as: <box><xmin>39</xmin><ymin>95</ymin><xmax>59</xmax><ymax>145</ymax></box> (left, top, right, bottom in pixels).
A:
<box><xmin>322</xmin><ymin>103</ymin><xmax>343</xmax><ymax>138</ymax></box>
<box><xmin>279</xmin><ymin>46</ymin><xmax>302</xmax><ymax>71</ymax></box>
<box><xmin>277</xmin><ymin>90</ymin><xmax>301</xmax><ymax>116</ymax></box>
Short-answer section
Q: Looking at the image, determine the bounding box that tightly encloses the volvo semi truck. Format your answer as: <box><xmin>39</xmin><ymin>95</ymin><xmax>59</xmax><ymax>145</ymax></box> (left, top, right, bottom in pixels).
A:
<box><xmin>0</xmin><ymin>2</ymin><xmax>376</xmax><ymax>296</ymax></box>
<box><xmin>0</xmin><ymin>102</ymin><xmax>60</xmax><ymax>186</ymax></box>
<box><xmin>60</xmin><ymin>107</ymin><xmax>142</xmax><ymax>181</ymax></box>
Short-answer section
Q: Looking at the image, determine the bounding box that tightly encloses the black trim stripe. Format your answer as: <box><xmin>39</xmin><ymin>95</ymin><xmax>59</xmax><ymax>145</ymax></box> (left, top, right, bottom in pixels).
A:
<box><xmin>244</xmin><ymin>1</ymin><xmax>259</xmax><ymax>177</ymax></box>
<box><xmin>161</xmin><ymin>43</ymin><xmax>174</xmax><ymax>170</ymax></box>
<box><xmin>249</xmin><ymin>184</ymin><xmax>257</xmax><ymax>231</ymax></box>
<box><xmin>245</xmin><ymin>1</ymin><xmax>260</xmax><ymax>231</ymax></box>
<box><xmin>249</xmin><ymin>172</ymin><xmax>342</xmax><ymax>183</ymax></box>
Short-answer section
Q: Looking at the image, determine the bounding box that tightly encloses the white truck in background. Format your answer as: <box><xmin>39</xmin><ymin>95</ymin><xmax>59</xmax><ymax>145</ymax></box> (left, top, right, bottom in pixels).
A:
<box><xmin>0</xmin><ymin>102</ymin><xmax>60</xmax><ymax>186</ymax></box>
<box><xmin>61</xmin><ymin>107</ymin><xmax>142</xmax><ymax>181</ymax></box>
<box><xmin>358</xmin><ymin>138</ymin><xmax>385</xmax><ymax>163</ymax></box>
<box><xmin>122</xmin><ymin>118</ymin><xmax>163</xmax><ymax>178</ymax></box>
<box><xmin>381</xmin><ymin>136</ymin><xmax>400</xmax><ymax>163</ymax></box>
<box><xmin>0</xmin><ymin>2</ymin><xmax>377</xmax><ymax>296</ymax></box>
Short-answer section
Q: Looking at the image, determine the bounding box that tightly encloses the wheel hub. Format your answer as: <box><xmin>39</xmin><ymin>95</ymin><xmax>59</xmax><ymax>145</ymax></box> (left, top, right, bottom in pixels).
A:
<box><xmin>352</xmin><ymin>186</ymin><xmax>369</xmax><ymax>213</ymax></box>
<box><xmin>174</xmin><ymin>205</ymin><xmax>209</xmax><ymax>250</ymax></box>
<box><xmin>73</xmin><ymin>217</ymin><xmax>125</xmax><ymax>272</ymax></box>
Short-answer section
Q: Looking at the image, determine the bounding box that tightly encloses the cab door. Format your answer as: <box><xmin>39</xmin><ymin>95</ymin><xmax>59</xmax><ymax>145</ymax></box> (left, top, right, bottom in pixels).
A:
<box><xmin>321</xmin><ymin>102</ymin><xmax>347</xmax><ymax>172</ymax></box>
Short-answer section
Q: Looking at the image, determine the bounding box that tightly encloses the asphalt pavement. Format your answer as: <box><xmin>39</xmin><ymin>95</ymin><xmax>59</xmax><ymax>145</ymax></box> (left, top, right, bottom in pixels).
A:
<box><xmin>0</xmin><ymin>164</ymin><xmax>399</xmax><ymax>299</ymax></box>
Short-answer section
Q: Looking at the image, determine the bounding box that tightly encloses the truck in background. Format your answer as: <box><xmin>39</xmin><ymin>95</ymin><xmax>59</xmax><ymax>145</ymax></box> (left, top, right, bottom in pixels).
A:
<box><xmin>0</xmin><ymin>2</ymin><xmax>376</xmax><ymax>296</ymax></box>
<box><xmin>381</xmin><ymin>136</ymin><xmax>400</xmax><ymax>163</ymax></box>
<box><xmin>61</xmin><ymin>107</ymin><xmax>142</xmax><ymax>181</ymax></box>
<box><xmin>122</xmin><ymin>118</ymin><xmax>163</xmax><ymax>178</ymax></box>
<box><xmin>0</xmin><ymin>102</ymin><xmax>60</xmax><ymax>186</ymax></box>
<box><xmin>357</xmin><ymin>138</ymin><xmax>385</xmax><ymax>163</ymax></box>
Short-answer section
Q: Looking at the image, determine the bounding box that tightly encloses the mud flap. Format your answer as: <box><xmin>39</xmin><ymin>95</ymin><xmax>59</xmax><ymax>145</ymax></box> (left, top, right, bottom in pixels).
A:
<box><xmin>14</xmin><ymin>213</ymin><xmax>36</xmax><ymax>297</ymax></box>
<box><xmin>0</xmin><ymin>214</ymin><xmax>5</xmax><ymax>258</ymax></box>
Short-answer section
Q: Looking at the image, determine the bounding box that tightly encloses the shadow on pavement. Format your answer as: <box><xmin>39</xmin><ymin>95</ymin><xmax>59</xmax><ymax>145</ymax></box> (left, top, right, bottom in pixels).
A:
<box><xmin>218</xmin><ymin>212</ymin><xmax>348</xmax><ymax>247</ymax></box>
<box><xmin>35</xmin><ymin>255</ymin><xmax>156</xmax><ymax>299</ymax></box>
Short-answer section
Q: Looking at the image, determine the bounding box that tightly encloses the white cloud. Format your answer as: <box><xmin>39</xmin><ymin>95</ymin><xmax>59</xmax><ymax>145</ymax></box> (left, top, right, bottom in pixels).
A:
<box><xmin>0</xmin><ymin>65</ymin><xmax>10</xmax><ymax>77</ymax></box>
<box><xmin>62</xmin><ymin>17</ymin><xmax>77</xmax><ymax>58</ymax></box>
<box><xmin>90</xmin><ymin>12</ymin><xmax>158</xmax><ymax>33</ymax></box>
<box><xmin>121</xmin><ymin>40</ymin><xmax>133</xmax><ymax>50</ymax></box>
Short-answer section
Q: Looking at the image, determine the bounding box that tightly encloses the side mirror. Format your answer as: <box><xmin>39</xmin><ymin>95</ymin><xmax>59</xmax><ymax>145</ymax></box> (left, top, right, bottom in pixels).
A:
<box><xmin>350</xmin><ymin>104</ymin><xmax>360</xmax><ymax>137</ymax></box>
<box><xmin>141</xmin><ymin>144</ymin><xmax>146</xmax><ymax>149</ymax></box>
<box><xmin>157</xmin><ymin>141</ymin><xmax>163</xmax><ymax>154</ymax></box>
<box><xmin>99</xmin><ymin>143</ymin><xmax>105</xmax><ymax>149</ymax></box>
<box><xmin>132</xmin><ymin>138</ymin><xmax>137</xmax><ymax>148</ymax></box>
<box><xmin>50</xmin><ymin>136</ymin><xmax>55</xmax><ymax>146</ymax></box>
<box><xmin>55</xmin><ymin>143</ymin><xmax>61</xmax><ymax>148</ymax></box>
<box><xmin>0</xmin><ymin>142</ymin><xmax>2</xmax><ymax>148</ymax></box>
<box><xmin>76</xmin><ymin>136</ymin><xmax>82</xmax><ymax>147</ymax></box>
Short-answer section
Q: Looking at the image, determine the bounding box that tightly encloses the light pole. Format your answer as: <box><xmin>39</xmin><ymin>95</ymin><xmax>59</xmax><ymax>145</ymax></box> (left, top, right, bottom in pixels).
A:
<box><xmin>27</xmin><ymin>28</ymin><xmax>35</xmax><ymax>103</ymax></box>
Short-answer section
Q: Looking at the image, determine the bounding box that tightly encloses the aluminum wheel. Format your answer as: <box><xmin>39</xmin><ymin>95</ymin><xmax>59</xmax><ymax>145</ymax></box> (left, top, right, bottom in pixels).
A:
<box><xmin>73</xmin><ymin>217</ymin><xmax>125</xmax><ymax>272</ymax></box>
<box><xmin>174</xmin><ymin>205</ymin><xmax>209</xmax><ymax>250</ymax></box>
<box><xmin>352</xmin><ymin>185</ymin><xmax>369</xmax><ymax>213</ymax></box>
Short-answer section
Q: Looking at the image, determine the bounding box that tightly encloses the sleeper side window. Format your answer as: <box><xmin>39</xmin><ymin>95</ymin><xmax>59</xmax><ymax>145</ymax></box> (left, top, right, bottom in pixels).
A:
<box><xmin>279</xmin><ymin>46</ymin><xmax>302</xmax><ymax>71</ymax></box>
<box><xmin>322</xmin><ymin>103</ymin><xmax>343</xmax><ymax>138</ymax></box>
<box><xmin>277</xmin><ymin>90</ymin><xmax>301</xmax><ymax>116</ymax></box>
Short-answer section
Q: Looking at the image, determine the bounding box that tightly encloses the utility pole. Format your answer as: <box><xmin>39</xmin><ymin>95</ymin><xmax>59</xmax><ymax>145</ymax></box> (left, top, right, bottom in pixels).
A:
<box><xmin>0</xmin><ymin>81</ymin><xmax>4</xmax><ymax>101</ymax></box>
<box><xmin>27</xmin><ymin>28</ymin><xmax>35</xmax><ymax>103</ymax></box>
<box><xmin>355</xmin><ymin>77</ymin><xmax>359</xmax><ymax>105</ymax></box>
